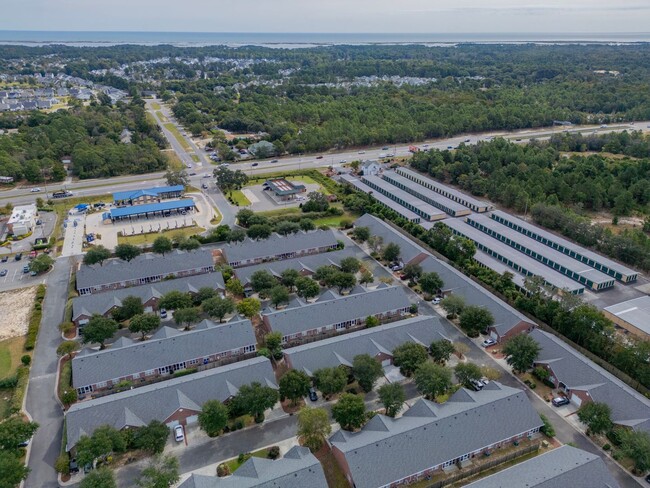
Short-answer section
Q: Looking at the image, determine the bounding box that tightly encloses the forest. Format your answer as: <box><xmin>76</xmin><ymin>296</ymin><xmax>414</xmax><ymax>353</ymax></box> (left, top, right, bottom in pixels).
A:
<box><xmin>0</xmin><ymin>98</ymin><xmax>168</xmax><ymax>181</ymax></box>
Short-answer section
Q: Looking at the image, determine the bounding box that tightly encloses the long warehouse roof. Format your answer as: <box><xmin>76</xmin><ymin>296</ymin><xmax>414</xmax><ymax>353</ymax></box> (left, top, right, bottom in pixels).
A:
<box><xmin>108</xmin><ymin>198</ymin><xmax>195</xmax><ymax>219</ymax></box>
<box><xmin>362</xmin><ymin>174</ymin><xmax>446</xmax><ymax>219</ymax></box>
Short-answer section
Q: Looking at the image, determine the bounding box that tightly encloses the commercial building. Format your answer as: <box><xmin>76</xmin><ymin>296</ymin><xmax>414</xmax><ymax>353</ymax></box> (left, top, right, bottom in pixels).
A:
<box><xmin>442</xmin><ymin>218</ymin><xmax>585</xmax><ymax>295</ymax></box>
<box><xmin>7</xmin><ymin>203</ymin><xmax>37</xmax><ymax>236</ymax></box>
<box><xmin>381</xmin><ymin>170</ymin><xmax>471</xmax><ymax>217</ymax></box>
<box><xmin>354</xmin><ymin>214</ymin><xmax>429</xmax><ymax>265</ymax></box>
<box><xmin>262</xmin><ymin>178</ymin><xmax>306</xmax><ymax>201</ymax></box>
<box><xmin>361</xmin><ymin>174</ymin><xmax>447</xmax><ymax>222</ymax></box>
<box><xmin>462</xmin><ymin>214</ymin><xmax>615</xmax><ymax>290</ymax></box>
<box><xmin>262</xmin><ymin>285</ymin><xmax>412</xmax><ymax>345</ymax></box>
<box><xmin>72</xmin><ymin>318</ymin><xmax>257</xmax><ymax>396</ymax></box>
<box><xmin>219</xmin><ymin>230</ymin><xmax>340</xmax><ymax>268</ymax></box>
<box><xmin>179</xmin><ymin>446</ymin><xmax>328</xmax><ymax>488</ymax></box>
<box><xmin>490</xmin><ymin>210</ymin><xmax>638</xmax><ymax>283</ymax></box>
<box><xmin>531</xmin><ymin>329</ymin><xmax>650</xmax><ymax>433</ymax></box>
<box><xmin>284</xmin><ymin>315</ymin><xmax>448</xmax><ymax>375</ymax></box>
<box><xmin>76</xmin><ymin>249</ymin><xmax>215</xmax><ymax>295</ymax></box>
<box><xmin>603</xmin><ymin>296</ymin><xmax>650</xmax><ymax>338</ymax></box>
<box><xmin>65</xmin><ymin>357</ymin><xmax>277</xmax><ymax>451</ymax></box>
<box><xmin>330</xmin><ymin>383</ymin><xmax>542</xmax><ymax>488</ymax></box>
<box><xmin>339</xmin><ymin>174</ymin><xmax>422</xmax><ymax>223</ymax></box>
<box><xmin>72</xmin><ymin>272</ymin><xmax>225</xmax><ymax>326</ymax></box>
<box><xmin>112</xmin><ymin>185</ymin><xmax>184</xmax><ymax>205</ymax></box>
<box><xmin>394</xmin><ymin>167</ymin><xmax>493</xmax><ymax>212</ymax></box>
<box><xmin>472</xmin><ymin>250</ymin><xmax>528</xmax><ymax>290</ymax></box>
<box><xmin>465</xmin><ymin>445</ymin><xmax>620</xmax><ymax>488</ymax></box>
<box><xmin>103</xmin><ymin>198</ymin><xmax>196</xmax><ymax>223</ymax></box>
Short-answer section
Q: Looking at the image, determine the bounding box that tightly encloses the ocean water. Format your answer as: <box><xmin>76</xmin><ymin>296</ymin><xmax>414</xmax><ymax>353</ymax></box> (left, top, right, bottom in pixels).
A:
<box><xmin>1</xmin><ymin>31</ymin><xmax>649</xmax><ymax>47</ymax></box>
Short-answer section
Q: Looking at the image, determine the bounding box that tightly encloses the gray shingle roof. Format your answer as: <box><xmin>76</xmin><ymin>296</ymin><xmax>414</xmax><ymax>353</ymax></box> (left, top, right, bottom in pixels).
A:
<box><xmin>72</xmin><ymin>273</ymin><xmax>224</xmax><ymax>321</ymax></box>
<box><xmin>330</xmin><ymin>382</ymin><xmax>542</xmax><ymax>488</ymax></box>
<box><xmin>234</xmin><ymin>247</ymin><xmax>359</xmax><ymax>286</ymax></box>
<box><xmin>222</xmin><ymin>230</ymin><xmax>339</xmax><ymax>265</ymax></box>
<box><xmin>531</xmin><ymin>329</ymin><xmax>650</xmax><ymax>433</ymax></box>
<box><xmin>465</xmin><ymin>445</ymin><xmax>620</xmax><ymax>488</ymax></box>
<box><xmin>354</xmin><ymin>214</ymin><xmax>428</xmax><ymax>264</ymax></box>
<box><xmin>263</xmin><ymin>285</ymin><xmax>412</xmax><ymax>337</ymax></box>
<box><xmin>76</xmin><ymin>250</ymin><xmax>215</xmax><ymax>291</ymax></box>
<box><xmin>65</xmin><ymin>357</ymin><xmax>276</xmax><ymax>451</ymax></box>
<box><xmin>285</xmin><ymin>315</ymin><xmax>448</xmax><ymax>375</ymax></box>
<box><xmin>603</xmin><ymin>296</ymin><xmax>650</xmax><ymax>336</ymax></box>
<box><xmin>178</xmin><ymin>446</ymin><xmax>328</xmax><ymax>488</ymax></box>
<box><xmin>72</xmin><ymin>318</ymin><xmax>256</xmax><ymax>389</ymax></box>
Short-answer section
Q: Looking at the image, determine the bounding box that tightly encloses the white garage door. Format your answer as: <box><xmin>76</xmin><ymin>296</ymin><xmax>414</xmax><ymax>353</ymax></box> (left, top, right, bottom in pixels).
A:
<box><xmin>570</xmin><ymin>395</ymin><xmax>582</xmax><ymax>407</ymax></box>
<box><xmin>186</xmin><ymin>415</ymin><xmax>199</xmax><ymax>425</ymax></box>
<box><xmin>167</xmin><ymin>420</ymin><xmax>179</xmax><ymax>428</ymax></box>
<box><xmin>144</xmin><ymin>306</ymin><xmax>153</xmax><ymax>313</ymax></box>
<box><xmin>381</xmin><ymin>359</ymin><xmax>391</xmax><ymax>367</ymax></box>
<box><xmin>490</xmin><ymin>331</ymin><xmax>499</xmax><ymax>341</ymax></box>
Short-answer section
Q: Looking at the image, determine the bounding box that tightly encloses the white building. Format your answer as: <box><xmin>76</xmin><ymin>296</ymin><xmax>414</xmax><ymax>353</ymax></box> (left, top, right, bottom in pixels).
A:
<box><xmin>7</xmin><ymin>204</ymin><xmax>37</xmax><ymax>236</ymax></box>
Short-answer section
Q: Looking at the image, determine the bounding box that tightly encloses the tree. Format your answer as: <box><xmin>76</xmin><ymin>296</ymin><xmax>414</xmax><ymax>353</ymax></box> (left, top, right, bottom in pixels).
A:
<box><xmin>269</xmin><ymin>285</ymin><xmax>290</xmax><ymax>308</ymax></box>
<box><xmin>297</xmin><ymin>407</ymin><xmax>331</xmax><ymax>452</ymax></box>
<box><xmin>279</xmin><ymin>370</ymin><xmax>311</xmax><ymax>406</ymax></box>
<box><xmin>502</xmin><ymin>334</ymin><xmax>541</xmax><ymax>373</ymax></box>
<box><xmin>177</xmin><ymin>237</ymin><xmax>201</xmax><ymax>251</ymax></box>
<box><xmin>0</xmin><ymin>451</ymin><xmax>30</xmax><ymax>488</ymax></box>
<box><xmin>459</xmin><ymin>306</ymin><xmax>494</xmax><ymax>336</ymax></box>
<box><xmin>128</xmin><ymin>314</ymin><xmax>160</xmax><ymax>340</ymax></box>
<box><xmin>133</xmin><ymin>421</ymin><xmax>170</xmax><ymax>454</ymax></box>
<box><xmin>264</xmin><ymin>331</ymin><xmax>283</xmax><ymax>359</ymax></box>
<box><xmin>367</xmin><ymin>235</ymin><xmax>383</xmax><ymax>254</ymax></box>
<box><xmin>339</xmin><ymin>257</ymin><xmax>361</xmax><ymax>274</ymax></box>
<box><xmin>365</xmin><ymin>315</ymin><xmax>380</xmax><ymax>328</ymax></box>
<box><xmin>250</xmin><ymin>270</ymin><xmax>277</xmax><ymax>293</ymax></box>
<box><xmin>29</xmin><ymin>254</ymin><xmax>54</xmax><ymax>273</ymax></box>
<box><xmin>619</xmin><ymin>430</ymin><xmax>650</xmax><ymax>474</ymax></box>
<box><xmin>202</xmin><ymin>296</ymin><xmax>235</xmax><ymax>322</ymax></box>
<box><xmin>295</xmin><ymin>276</ymin><xmax>320</xmax><ymax>299</ymax></box>
<box><xmin>112</xmin><ymin>295</ymin><xmax>144</xmax><ymax>322</ymax></box>
<box><xmin>198</xmin><ymin>400</ymin><xmax>229</xmax><ymax>437</ymax></box>
<box><xmin>393</xmin><ymin>342</ymin><xmax>428</xmax><ymax>377</ymax></box>
<box><xmin>114</xmin><ymin>243</ymin><xmax>141</xmax><ymax>262</ymax></box>
<box><xmin>235</xmin><ymin>209</ymin><xmax>255</xmax><ymax>227</ymax></box>
<box><xmin>56</xmin><ymin>340</ymin><xmax>80</xmax><ymax>360</ymax></box>
<box><xmin>0</xmin><ymin>417</ymin><xmax>39</xmax><ymax>451</ymax></box>
<box><xmin>228</xmin><ymin>382</ymin><xmax>279</xmax><ymax>422</ymax></box>
<box><xmin>164</xmin><ymin>169</ymin><xmax>189</xmax><ymax>187</ymax></box>
<box><xmin>247</xmin><ymin>224</ymin><xmax>273</xmax><ymax>240</ymax></box>
<box><xmin>173</xmin><ymin>307</ymin><xmax>200</xmax><ymax>330</ymax></box>
<box><xmin>152</xmin><ymin>236</ymin><xmax>172</xmax><ymax>256</ymax></box>
<box><xmin>158</xmin><ymin>290</ymin><xmax>193</xmax><ymax>311</ymax></box>
<box><xmin>481</xmin><ymin>365</ymin><xmax>501</xmax><ymax>381</ymax></box>
<box><xmin>280</xmin><ymin>269</ymin><xmax>300</xmax><ymax>291</ymax></box>
<box><xmin>351</xmin><ymin>226</ymin><xmax>370</xmax><ymax>242</ymax></box>
<box><xmin>83</xmin><ymin>245</ymin><xmax>111</xmax><ymax>266</ymax></box>
<box><xmin>137</xmin><ymin>454</ymin><xmax>179</xmax><ymax>488</ymax></box>
<box><xmin>332</xmin><ymin>393</ymin><xmax>366</xmax><ymax>431</ymax></box>
<box><xmin>359</xmin><ymin>270</ymin><xmax>374</xmax><ymax>285</ymax></box>
<box><xmin>454</xmin><ymin>363</ymin><xmax>483</xmax><ymax>388</ymax></box>
<box><xmin>299</xmin><ymin>219</ymin><xmax>315</xmax><ymax>231</ymax></box>
<box><xmin>194</xmin><ymin>287</ymin><xmax>217</xmax><ymax>304</ymax></box>
<box><xmin>377</xmin><ymin>383</ymin><xmax>405</xmax><ymax>417</ymax></box>
<box><xmin>313</xmin><ymin>367</ymin><xmax>348</xmax><ymax>398</ymax></box>
<box><xmin>453</xmin><ymin>342</ymin><xmax>469</xmax><ymax>359</ymax></box>
<box><xmin>577</xmin><ymin>402</ymin><xmax>613</xmax><ymax>435</ymax></box>
<box><xmin>382</xmin><ymin>242</ymin><xmax>401</xmax><ymax>262</ymax></box>
<box><xmin>429</xmin><ymin>340</ymin><xmax>455</xmax><ymax>364</ymax></box>
<box><xmin>440</xmin><ymin>295</ymin><xmax>465</xmax><ymax>319</ymax></box>
<box><xmin>276</xmin><ymin>221</ymin><xmax>301</xmax><ymax>236</ymax></box>
<box><xmin>302</xmin><ymin>192</ymin><xmax>329</xmax><ymax>212</ymax></box>
<box><xmin>419</xmin><ymin>272</ymin><xmax>443</xmax><ymax>296</ymax></box>
<box><xmin>330</xmin><ymin>271</ymin><xmax>356</xmax><ymax>293</ymax></box>
<box><xmin>214</xmin><ymin>166</ymin><xmax>248</xmax><ymax>192</ymax></box>
<box><xmin>402</xmin><ymin>263</ymin><xmax>422</xmax><ymax>281</ymax></box>
<box><xmin>225</xmin><ymin>278</ymin><xmax>244</xmax><ymax>297</ymax></box>
<box><xmin>414</xmin><ymin>363</ymin><xmax>452</xmax><ymax>400</ymax></box>
<box><xmin>237</xmin><ymin>297</ymin><xmax>261</xmax><ymax>319</ymax></box>
<box><xmin>352</xmin><ymin>354</ymin><xmax>383</xmax><ymax>392</ymax></box>
<box><xmin>313</xmin><ymin>265</ymin><xmax>336</xmax><ymax>284</ymax></box>
<box><xmin>81</xmin><ymin>315</ymin><xmax>118</xmax><ymax>349</ymax></box>
<box><xmin>80</xmin><ymin>467</ymin><xmax>116</xmax><ymax>488</ymax></box>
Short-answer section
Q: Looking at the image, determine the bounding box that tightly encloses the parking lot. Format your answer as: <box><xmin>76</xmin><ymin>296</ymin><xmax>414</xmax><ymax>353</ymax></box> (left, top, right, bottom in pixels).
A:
<box><xmin>241</xmin><ymin>181</ymin><xmax>321</xmax><ymax>212</ymax></box>
<box><xmin>0</xmin><ymin>254</ymin><xmax>47</xmax><ymax>291</ymax></box>
<box><xmin>0</xmin><ymin>210</ymin><xmax>57</xmax><ymax>257</ymax></box>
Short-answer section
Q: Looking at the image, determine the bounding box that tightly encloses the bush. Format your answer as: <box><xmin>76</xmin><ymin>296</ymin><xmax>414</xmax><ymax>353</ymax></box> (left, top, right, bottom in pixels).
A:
<box><xmin>603</xmin><ymin>443</ymin><xmax>611</xmax><ymax>451</ymax></box>
<box><xmin>10</xmin><ymin>366</ymin><xmax>29</xmax><ymax>413</ymax></box>
<box><xmin>606</xmin><ymin>428</ymin><xmax>624</xmax><ymax>446</ymax></box>
<box><xmin>59</xmin><ymin>322</ymin><xmax>75</xmax><ymax>335</ymax></box>
<box><xmin>216</xmin><ymin>463</ymin><xmax>230</xmax><ymax>477</ymax></box>
<box><xmin>172</xmin><ymin>368</ymin><xmax>197</xmax><ymax>378</ymax></box>
<box><xmin>539</xmin><ymin>414</ymin><xmax>555</xmax><ymax>438</ymax></box>
<box><xmin>238</xmin><ymin>452</ymin><xmax>252</xmax><ymax>464</ymax></box>
<box><xmin>524</xmin><ymin>379</ymin><xmax>537</xmax><ymax>389</ymax></box>
<box><xmin>55</xmin><ymin>454</ymin><xmax>70</xmax><ymax>475</ymax></box>
<box><xmin>25</xmin><ymin>285</ymin><xmax>46</xmax><ymax>350</ymax></box>
<box><xmin>268</xmin><ymin>446</ymin><xmax>280</xmax><ymax>459</ymax></box>
<box><xmin>0</xmin><ymin>375</ymin><xmax>18</xmax><ymax>388</ymax></box>
<box><xmin>21</xmin><ymin>355</ymin><xmax>31</xmax><ymax>366</ymax></box>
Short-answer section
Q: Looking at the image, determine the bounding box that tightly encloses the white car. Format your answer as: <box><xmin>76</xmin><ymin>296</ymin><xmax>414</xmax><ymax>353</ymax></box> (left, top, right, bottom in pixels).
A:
<box><xmin>174</xmin><ymin>425</ymin><xmax>185</xmax><ymax>442</ymax></box>
<box><xmin>431</xmin><ymin>297</ymin><xmax>441</xmax><ymax>305</ymax></box>
<box><xmin>358</xmin><ymin>151</ymin><xmax>365</xmax><ymax>154</ymax></box>
<box><xmin>30</xmin><ymin>188</ymin><xmax>41</xmax><ymax>193</ymax></box>
<box><xmin>482</xmin><ymin>338</ymin><xmax>497</xmax><ymax>348</ymax></box>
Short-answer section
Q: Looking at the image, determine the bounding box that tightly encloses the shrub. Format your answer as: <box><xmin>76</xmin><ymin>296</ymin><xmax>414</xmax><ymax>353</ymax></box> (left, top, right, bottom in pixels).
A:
<box><xmin>539</xmin><ymin>414</ymin><xmax>555</xmax><ymax>438</ymax></box>
<box><xmin>10</xmin><ymin>366</ymin><xmax>30</xmax><ymax>413</ymax></box>
<box><xmin>216</xmin><ymin>463</ymin><xmax>230</xmax><ymax>477</ymax></box>
<box><xmin>21</xmin><ymin>355</ymin><xmax>31</xmax><ymax>366</ymax></box>
<box><xmin>238</xmin><ymin>452</ymin><xmax>252</xmax><ymax>464</ymax></box>
<box><xmin>267</xmin><ymin>446</ymin><xmax>280</xmax><ymax>459</ymax></box>
<box><xmin>0</xmin><ymin>375</ymin><xmax>18</xmax><ymax>388</ymax></box>
<box><xmin>55</xmin><ymin>454</ymin><xmax>70</xmax><ymax>475</ymax></box>
<box><xmin>606</xmin><ymin>428</ymin><xmax>624</xmax><ymax>446</ymax></box>
<box><xmin>172</xmin><ymin>368</ymin><xmax>197</xmax><ymax>378</ymax></box>
<box><xmin>603</xmin><ymin>443</ymin><xmax>611</xmax><ymax>451</ymax></box>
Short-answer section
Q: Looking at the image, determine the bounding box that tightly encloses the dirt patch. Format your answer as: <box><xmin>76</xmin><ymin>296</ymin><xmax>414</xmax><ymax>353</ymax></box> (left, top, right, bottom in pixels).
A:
<box><xmin>0</xmin><ymin>287</ymin><xmax>37</xmax><ymax>341</ymax></box>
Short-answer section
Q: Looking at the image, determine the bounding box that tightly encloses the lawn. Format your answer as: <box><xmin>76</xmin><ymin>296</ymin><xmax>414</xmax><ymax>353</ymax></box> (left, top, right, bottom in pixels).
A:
<box><xmin>190</xmin><ymin>154</ymin><xmax>200</xmax><ymax>163</ymax></box>
<box><xmin>315</xmin><ymin>447</ymin><xmax>350</xmax><ymax>488</ymax></box>
<box><xmin>151</xmin><ymin>102</ymin><xmax>161</xmax><ymax>110</ymax></box>
<box><xmin>163</xmin><ymin>123</ymin><xmax>190</xmax><ymax>151</ymax></box>
<box><xmin>256</xmin><ymin>207</ymin><xmax>302</xmax><ymax>218</ymax></box>
<box><xmin>57</xmin><ymin>359</ymin><xmax>72</xmax><ymax>404</ymax></box>
<box><xmin>117</xmin><ymin>226</ymin><xmax>205</xmax><ymax>246</ymax></box>
<box><xmin>156</xmin><ymin>111</ymin><xmax>168</xmax><ymax>123</ymax></box>
<box><xmin>246</xmin><ymin>175</ymin><xmax>319</xmax><ymax>186</ymax></box>
<box><xmin>230</xmin><ymin>190</ymin><xmax>251</xmax><ymax>206</ymax></box>
<box><xmin>224</xmin><ymin>447</ymin><xmax>275</xmax><ymax>473</ymax></box>
<box><xmin>313</xmin><ymin>210</ymin><xmax>359</xmax><ymax>228</ymax></box>
<box><xmin>0</xmin><ymin>336</ymin><xmax>26</xmax><ymax>379</ymax></box>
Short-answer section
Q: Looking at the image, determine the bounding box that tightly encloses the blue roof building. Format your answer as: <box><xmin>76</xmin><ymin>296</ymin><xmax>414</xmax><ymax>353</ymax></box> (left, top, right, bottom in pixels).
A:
<box><xmin>112</xmin><ymin>185</ymin><xmax>184</xmax><ymax>205</ymax></box>
<box><xmin>103</xmin><ymin>199</ymin><xmax>196</xmax><ymax>221</ymax></box>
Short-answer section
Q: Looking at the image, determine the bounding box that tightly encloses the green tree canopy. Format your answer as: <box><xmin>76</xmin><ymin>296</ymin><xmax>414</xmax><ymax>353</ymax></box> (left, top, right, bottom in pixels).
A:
<box><xmin>250</xmin><ymin>270</ymin><xmax>277</xmax><ymax>293</ymax></box>
<box><xmin>440</xmin><ymin>294</ymin><xmax>466</xmax><ymax>319</ymax></box>
<box><xmin>313</xmin><ymin>367</ymin><xmax>348</xmax><ymax>398</ymax></box>
<box><xmin>128</xmin><ymin>313</ymin><xmax>161</xmax><ymax>340</ymax></box>
<box><xmin>577</xmin><ymin>402</ymin><xmax>613</xmax><ymax>435</ymax></box>
<box><xmin>158</xmin><ymin>290</ymin><xmax>193</xmax><ymax>311</ymax></box>
<box><xmin>0</xmin><ymin>417</ymin><xmax>39</xmax><ymax>451</ymax></box>
<box><xmin>502</xmin><ymin>334</ymin><xmax>541</xmax><ymax>374</ymax></box>
<box><xmin>81</xmin><ymin>315</ymin><xmax>118</xmax><ymax>349</ymax></box>
<box><xmin>269</xmin><ymin>285</ymin><xmax>290</xmax><ymax>308</ymax></box>
<box><xmin>414</xmin><ymin>363</ymin><xmax>453</xmax><ymax>400</ymax></box>
<box><xmin>419</xmin><ymin>272</ymin><xmax>443</xmax><ymax>295</ymax></box>
<box><xmin>295</xmin><ymin>276</ymin><xmax>321</xmax><ymax>299</ymax></box>
<box><xmin>382</xmin><ymin>242</ymin><xmax>401</xmax><ymax>262</ymax></box>
<box><xmin>202</xmin><ymin>296</ymin><xmax>235</xmax><ymax>322</ymax></box>
<box><xmin>79</xmin><ymin>467</ymin><xmax>116</xmax><ymax>488</ymax></box>
<box><xmin>459</xmin><ymin>306</ymin><xmax>494</xmax><ymax>336</ymax></box>
<box><xmin>132</xmin><ymin>421</ymin><xmax>170</xmax><ymax>455</ymax></box>
<box><xmin>0</xmin><ymin>450</ymin><xmax>30</xmax><ymax>488</ymax></box>
<box><xmin>280</xmin><ymin>269</ymin><xmax>300</xmax><ymax>291</ymax></box>
<box><xmin>429</xmin><ymin>339</ymin><xmax>455</xmax><ymax>364</ymax></box>
<box><xmin>56</xmin><ymin>340</ymin><xmax>80</xmax><ymax>360</ymax></box>
<box><xmin>152</xmin><ymin>236</ymin><xmax>173</xmax><ymax>256</ymax></box>
<box><xmin>339</xmin><ymin>257</ymin><xmax>361</xmax><ymax>274</ymax></box>
<box><xmin>114</xmin><ymin>243</ymin><xmax>141</xmax><ymax>262</ymax></box>
<box><xmin>352</xmin><ymin>354</ymin><xmax>383</xmax><ymax>392</ymax></box>
<box><xmin>351</xmin><ymin>226</ymin><xmax>370</xmax><ymax>242</ymax></box>
<box><xmin>83</xmin><ymin>245</ymin><xmax>111</xmax><ymax>266</ymax></box>
<box><xmin>112</xmin><ymin>295</ymin><xmax>144</xmax><ymax>322</ymax></box>
<box><xmin>198</xmin><ymin>400</ymin><xmax>229</xmax><ymax>437</ymax></box>
<box><xmin>393</xmin><ymin>342</ymin><xmax>429</xmax><ymax>377</ymax></box>
<box><xmin>136</xmin><ymin>454</ymin><xmax>180</xmax><ymax>488</ymax></box>
<box><xmin>236</xmin><ymin>297</ymin><xmax>261</xmax><ymax>319</ymax></box>
<box><xmin>454</xmin><ymin>362</ymin><xmax>483</xmax><ymax>388</ymax></box>
<box><xmin>228</xmin><ymin>382</ymin><xmax>279</xmax><ymax>422</ymax></box>
<box><xmin>172</xmin><ymin>307</ymin><xmax>201</xmax><ymax>330</ymax></box>
<box><xmin>297</xmin><ymin>407</ymin><xmax>331</xmax><ymax>452</ymax></box>
<box><xmin>29</xmin><ymin>254</ymin><xmax>54</xmax><ymax>273</ymax></box>
<box><xmin>279</xmin><ymin>370</ymin><xmax>311</xmax><ymax>406</ymax></box>
<box><xmin>377</xmin><ymin>383</ymin><xmax>405</xmax><ymax>417</ymax></box>
<box><xmin>332</xmin><ymin>393</ymin><xmax>366</xmax><ymax>431</ymax></box>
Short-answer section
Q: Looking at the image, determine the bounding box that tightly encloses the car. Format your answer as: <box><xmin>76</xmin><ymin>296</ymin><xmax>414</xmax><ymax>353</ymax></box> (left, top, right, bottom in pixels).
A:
<box><xmin>464</xmin><ymin>138</ymin><xmax>471</xmax><ymax>143</ymax></box>
<box><xmin>174</xmin><ymin>425</ymin><xmax>185</xmax><ymax>442</ymax></box>
<box><xmin>469</xmin><ymin>379</ymin><xmax>484</xmax><ymax>391</ymax></box>
<box><xmin>309</xmin><ymin>387</ymin><xmax>318</xmax><ymax>402</ymax></box>
<box><xmin>390</xmin><ymin>263</ymin><xmax>404</xmax><ymax>272</ymax></box>
<box><xmin>339</xmin><ymin>159</ymin><xmax>347</xmax><ymax>163</ymax></box>
<box><xmin>251</xmin><ymin>162</ymin><xmax>259</xmax><ymax>167</ymax></box>
<box><xmin>382</xmin><ymin>146</ymin><xmax>389</xmax><ymax>150</ymax></box>
<box><xmin>645</xmin><ymin>473</ymin><xmax>650</xmax><ymax>483</ymax></box>
<box><xmin>482</xmin><ymin>338</ymin><xmax>496</xmax><ymax>348</ymax></box>
<box><xmin>35</xmin><ymin>219</ymin><xmax>42</xmax><ymax>225</ymax></box>
<box><xmin>201</xmin><ymin>183</ymin><xmax>208</xmax><ymax>189</ymax></box>
<box><xmin>0</xmin><ymin>270</ymin><xmax>6</xmax><ymax>277</ymax></box>
<box><xmin>189</xmin><ymin>172</ymin><xmax>197</xmax><ymax>176</ymax></box>
<box><xmin>271</xmin><ymin>159</ymin><xmax>279</xmax><ymax>163</ymax></box>
<box><xmin>160</xmin><ymin>308</ymin><xmax>168</xmax><ymax>319</ymax></box>
<box><xmin>430</xmin><ymin>297</ymin><xmax>441</xmax><ymax>305</ymax></box>
<box><xmin>422</xmin><ymin>144</ymin><xmax>429</xmax><ymax>148</ymax></box>
<box><xmin>30</xmin><ymin>271</ymin><xmax>37</xmax><ymax>276</ymax></box>
<box><xmin>447</xmin><ymin>146</ymin><xmax>453</xmax><ymax>150</ymax></box>
<box><xmin>316</xmin><ymin>156</ymin><xmax>323</xmax><ymax>159</ymax></box>
<box><xmin>515</xmin><ymin>138</ymin><xmax>522</xmax><ymax>141</ymax></box>
<box><xmin>92</xmin><ymin>202</ymin><xmax>105</xmax><ymax>208</ymax></box>
<box><xmin>399</xmin><ymin>273</ymin><xmax>408</xmax><ymax>280</ymax></box>
<box><xmin>358</xmin><ymin>151</ymin><xmax>365</xmax><ymax>154</ymax></box>
<box><xmin>23</xmin><ymin>265</ymin><xmax>30</xmax><ymax>274</ymax></box>
<box><xmin>15</xmin><ymin>253</ymin><xmax>22</xmax><ymax>261</ymax></box>
<box><xmin>69</xmin><ymin>459</ymin><xmax>79</xmax><ymax>473</ymax></box>
<box><xmin>30</xmin><ymin>187</ymin><xmax>41</xmax><ymax>193</ymax></box>
<box><xmin>552</xmin><ymin>397</ymin><xmax>570</xmax><ymax>407</ymax></box>
<box><xmin>1</xmin><ymin>256</ymin><xmax>7</xmax><ymax>263</ymax></box>
<box><xmin>203</xmin><ymin>173</ymin><xmax>211</xmax><ymax>178</ymax></box>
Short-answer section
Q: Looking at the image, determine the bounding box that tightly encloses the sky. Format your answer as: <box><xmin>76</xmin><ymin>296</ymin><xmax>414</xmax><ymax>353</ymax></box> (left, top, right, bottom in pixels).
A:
<box><xmin>2</xmin><ymin>0</ymin><xmax>649</xmax><ymax>34</ymax></box>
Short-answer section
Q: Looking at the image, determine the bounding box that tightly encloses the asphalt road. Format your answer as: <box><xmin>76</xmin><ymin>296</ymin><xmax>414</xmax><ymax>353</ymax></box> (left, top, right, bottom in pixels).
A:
<box><xmin>24</xmin><ymin>257</ymin><xmax>74</xmax><ymax>488</ymax></box>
